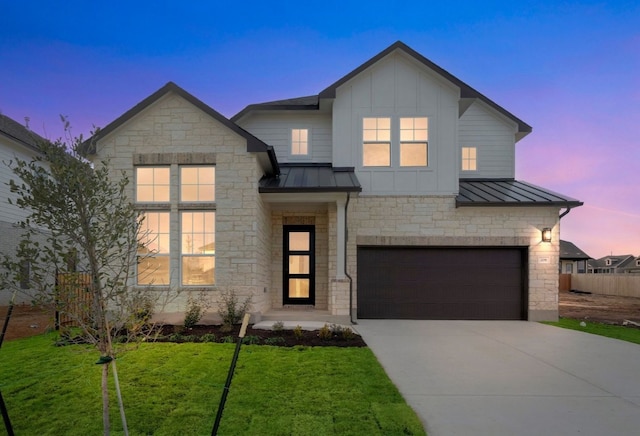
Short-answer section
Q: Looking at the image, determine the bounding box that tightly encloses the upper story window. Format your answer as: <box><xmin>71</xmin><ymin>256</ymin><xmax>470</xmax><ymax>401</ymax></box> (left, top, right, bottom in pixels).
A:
<box><xmin>399</xmin><ymin>117</ymin><xmax>428</xmax><ymax>167</ymax></box>
<box><xmin>291</xmin><ymin>129</ymin><xmax>309</xmax><ymax>156</ymax></box>
<box><xmin>605</xmin><ymin>259</ymin><xmax>613</xmax><ymax>266</ymax></box>
<box><xmin>180</xmin><ymin>166</ymin><xmax>215</xmax><ymax>202</ymax></box>
<box><xmin>461</xmin><ymin>147</ymin><xmax>477</xmax><ymax>171</ymax></box>
<box><xmin>363</xmin><ymin>117</ymin><xmax>391</xmax><ymax>166</ymax></box>
<box><xmin>136</xmin><ymin>167</ymin><xmax>170</xmax><ymax>202</ymax></box>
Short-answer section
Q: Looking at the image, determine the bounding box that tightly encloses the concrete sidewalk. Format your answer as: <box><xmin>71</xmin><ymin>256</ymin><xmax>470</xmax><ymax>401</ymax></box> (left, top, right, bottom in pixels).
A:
<box><xmin>354</xmin><ymin>320</ymin><xmax>640</xmax><ymax>436</ymax></box>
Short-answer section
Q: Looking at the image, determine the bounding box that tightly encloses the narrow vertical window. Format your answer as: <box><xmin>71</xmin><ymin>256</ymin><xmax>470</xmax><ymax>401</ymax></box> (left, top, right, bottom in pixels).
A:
<box><xmin>363</xmin><ymin>117</ymin><xmax>391</xmax><ymax>166</ymax></box>
<box><xmin>462</xmin><ymin>147</ymin><xmax>477</xmax><ymax>171</ymax></box>
<box><xmin>137</xmin><ymin>212</ymin><xmax>171</xmax><ymax>285</ymax></box>
<box><xmin>291</xmin><ymin>129</ymin><xmax>309</xmax><ymax>156</ymax></box>
<box><xmin>136</xmin><ymin>167</ymin><xmax>170</xmax><ymax>202</ymax></box>
<box><xmin>181</xmin><ymin>211</ymin><xmax>215</xmax><ymax>285</ymax></box>
<box><xmin>399</xmin><ymin>117</ymin><xmax>428</xmax><ymax>167</ymax></box>
<box><xmin>180</xmin><ymin>166</ymin><xmax>215</xmax><ymax>202</ymax></box>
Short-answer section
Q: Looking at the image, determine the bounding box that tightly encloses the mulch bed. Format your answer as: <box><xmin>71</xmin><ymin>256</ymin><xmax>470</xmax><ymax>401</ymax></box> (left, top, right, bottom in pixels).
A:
<box><xmin>155</xmin><ymin>324</ymin><xmax>367</xmax><ymax>347</ymax></box>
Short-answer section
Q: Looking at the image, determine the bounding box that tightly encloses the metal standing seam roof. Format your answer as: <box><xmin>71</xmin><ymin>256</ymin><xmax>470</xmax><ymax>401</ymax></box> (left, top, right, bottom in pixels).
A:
<box><xmin>456</xmin><ymin>180</ymin><xmax>583</xmax><ymax>207</ymax></box>
<box><xmin>259</xmin><ymin>164</ymin><xmax>362</xmax><ymax>193</ymax></box>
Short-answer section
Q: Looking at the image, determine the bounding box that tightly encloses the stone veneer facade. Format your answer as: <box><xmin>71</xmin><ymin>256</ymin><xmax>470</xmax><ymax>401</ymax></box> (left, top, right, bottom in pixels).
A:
<box><xmin>341</xmin><ymin>196</ymin><xmax>561</xmax><ymax>321</ymax></box>
<box><xmin>93</xmin><ymin>90</ymin><xmax>562</xmax><ymax>322</ymax></box>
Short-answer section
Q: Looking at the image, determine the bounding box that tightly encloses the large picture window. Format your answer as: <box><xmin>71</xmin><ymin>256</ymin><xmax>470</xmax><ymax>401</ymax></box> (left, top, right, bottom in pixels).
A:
<box><xmin>363</xmin><ymin>117</ymin><xmax>391</xmax><ymax>166</ymax></box>
<box><xmin>135</xmin><ymin>164</ymin><xmax>215</xmax><ymax>286</ymax></box>
<box><xmin>137</xmin><ymin>212</ymin><xmax>170</xmax><ymax>285</ymax></box>
<box><xmin>181</xmin><ymin>211</ymin><xmax>215</xmax><ymax>285</ymax></box>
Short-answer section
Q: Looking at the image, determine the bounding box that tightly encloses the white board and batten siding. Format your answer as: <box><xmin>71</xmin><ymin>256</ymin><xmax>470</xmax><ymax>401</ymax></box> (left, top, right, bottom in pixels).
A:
<box><xmin>332</xmin><ymin>51</ymin><xmax>459</xmax><ymax>195</ymax></box>
<box><xmin>238</xmin><ymin>113</ymin><xmax>332</xmax><ymax>163</ymax></box>
<box><xmin>458</xmin><ymin>100</ymin><xmax>518</xmax><ymax>179</ymax></box>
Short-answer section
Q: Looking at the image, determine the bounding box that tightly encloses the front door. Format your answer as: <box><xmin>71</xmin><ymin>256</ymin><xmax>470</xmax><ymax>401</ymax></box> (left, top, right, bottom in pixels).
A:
<box><xmin>283</xmin><ymin>225</ymin><xmax>315</xmax><ymax>305</ymax></box>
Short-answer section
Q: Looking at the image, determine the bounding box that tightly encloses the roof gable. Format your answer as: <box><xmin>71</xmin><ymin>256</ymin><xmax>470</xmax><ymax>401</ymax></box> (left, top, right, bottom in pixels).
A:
<box><xmin>85</xmin><ymin>82</ymin><xmax>278</xmax><ymax>174</ymax></box>
<box><xmin>318</xmin><ymin>41</ymin><xmax>532</xmax><ymax>138</ymax></box>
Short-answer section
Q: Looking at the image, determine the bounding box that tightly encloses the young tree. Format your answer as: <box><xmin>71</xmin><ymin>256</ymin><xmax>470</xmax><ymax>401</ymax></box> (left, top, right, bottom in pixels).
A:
<box><xmin>1</xmin><ymin>122</ymin><xmax>152</xmax><ymax>435</ymax></box>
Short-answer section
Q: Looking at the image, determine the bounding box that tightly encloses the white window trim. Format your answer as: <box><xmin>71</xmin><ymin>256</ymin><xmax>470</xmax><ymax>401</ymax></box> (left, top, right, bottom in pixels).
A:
<box><xmin>461</xmin><ymin>146</ymin><xmax>478</xmax><ymax>172</ymax></box>
<box><xmin>361</xmin><ymin>116</ymin><xmax>431</xmax><ymax>169</ymax></box>
<box><xmin>290</xmin><ymin>128</ymin><xmax>310</xmax><ymax>159</ymax></box>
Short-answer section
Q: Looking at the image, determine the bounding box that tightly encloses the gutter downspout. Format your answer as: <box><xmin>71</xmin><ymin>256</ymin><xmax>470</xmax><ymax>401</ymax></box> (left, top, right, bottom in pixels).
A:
<box><xmin>344</xmin><ymin>192</ymin><xmax>356</xmax><ymax>325</ymax></box>
<box><xmin>559</xmin><ymin>207</ymin><xmax>573</xmax><ymax>220</ymax></box>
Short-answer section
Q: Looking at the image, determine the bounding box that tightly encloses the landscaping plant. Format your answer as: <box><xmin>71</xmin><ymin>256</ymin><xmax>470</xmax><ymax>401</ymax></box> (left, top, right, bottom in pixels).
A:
<box><xmin>0</xmin><ymin>120</ymin><xmax>169</xmax><ymax>435</ymax></box>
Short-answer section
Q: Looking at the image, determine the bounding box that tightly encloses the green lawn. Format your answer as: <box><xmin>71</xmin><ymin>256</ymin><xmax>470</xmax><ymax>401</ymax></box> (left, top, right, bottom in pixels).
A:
<box><xmin>543</xmin><ymin>318</ymin><xmax>640</xmax><ymax>345</ymax></box>
<box><xmin>0</xmin><ymin>333</ymin><xmax>425</xmax><ymax>435</ymax></box>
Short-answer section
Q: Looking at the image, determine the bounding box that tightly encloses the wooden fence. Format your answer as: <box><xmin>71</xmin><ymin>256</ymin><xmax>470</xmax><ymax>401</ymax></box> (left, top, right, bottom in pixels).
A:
<box><xmin>56</xmin><ymin>273</ymin><xmax>92</xmax><ymax>328</ymax></box>
<box><xmin>563</xmin><ymin>274</ymin><xmax>640</xmax><ymax>298</ymax></box>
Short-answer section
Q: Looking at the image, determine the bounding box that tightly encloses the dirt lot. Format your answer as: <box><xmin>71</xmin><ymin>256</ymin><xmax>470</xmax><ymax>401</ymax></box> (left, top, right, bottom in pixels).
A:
<box><xmin>1</xmin><ymin>291</ymin><xmax>640</xmax><ymax>342</ymax></box>
<box><xmin>559</xmin><ymin>290</ymin><xmax>640</xmax><ymax>325</ymax></box>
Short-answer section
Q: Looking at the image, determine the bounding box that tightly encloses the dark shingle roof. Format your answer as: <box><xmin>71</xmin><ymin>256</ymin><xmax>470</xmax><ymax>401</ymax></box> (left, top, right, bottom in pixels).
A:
<box><xmin>456</xmin><ymin>180</ymin><xmax>583</xmax><ymax>207</ymax></box>
<box><xmin>560</xmin><ymin>240</ymin><xmax>591</xmax><ymax>260</ymax></box>
<box><xmin>259</xmin><ymin>164</ymin><xmax>361</xmax><ymax>193</ymax></box>
<box><xmin>0</xmin><ymin>114</ymin><xmax>46</xmax><ymax>152</ymax></box>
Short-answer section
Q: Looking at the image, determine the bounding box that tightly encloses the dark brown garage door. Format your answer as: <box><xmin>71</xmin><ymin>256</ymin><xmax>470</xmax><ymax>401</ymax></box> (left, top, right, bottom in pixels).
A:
<box><xmin>357</xmin><ymin>247</ymin><xmax>526</xmax><ymax>320</ymax></box>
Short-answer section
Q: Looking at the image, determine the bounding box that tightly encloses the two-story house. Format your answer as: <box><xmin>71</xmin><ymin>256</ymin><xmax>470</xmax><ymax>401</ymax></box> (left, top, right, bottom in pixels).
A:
<box><xmin>86</xmin><ymin>42</ymin><xmax>582</xmax><ymax>322</ymax></box>
<box><xmin>0</xmin><ymin>114</ymin><xmax>48</xmax><ymax>304</ymax></box>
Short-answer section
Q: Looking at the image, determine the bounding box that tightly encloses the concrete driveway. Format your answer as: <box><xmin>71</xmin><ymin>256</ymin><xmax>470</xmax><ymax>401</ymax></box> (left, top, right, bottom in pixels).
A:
<box><xmin>354</xmin><ymin>320</ymin><xmax>640</xmax><ymax>436</ymax></box>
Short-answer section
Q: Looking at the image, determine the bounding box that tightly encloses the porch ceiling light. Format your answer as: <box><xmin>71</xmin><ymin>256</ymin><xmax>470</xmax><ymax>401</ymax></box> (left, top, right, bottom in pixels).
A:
<box><xmin>541</xmin><ymin>228</ymin><xmax>552</xmax><ymax>243</ymax></box>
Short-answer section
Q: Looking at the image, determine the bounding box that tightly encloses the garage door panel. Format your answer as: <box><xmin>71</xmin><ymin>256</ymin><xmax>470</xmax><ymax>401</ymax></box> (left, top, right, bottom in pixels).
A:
<box><xmin>357</xmin><ymin>247</ymin><xmax>526</xmax><ymax>320</ymax></box>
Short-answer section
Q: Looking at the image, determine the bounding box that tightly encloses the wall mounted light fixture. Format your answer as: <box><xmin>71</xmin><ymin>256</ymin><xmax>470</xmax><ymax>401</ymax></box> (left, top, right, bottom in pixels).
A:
<box><xmin>541</xmin><ymin>228</ymin><xmax>552</xmax><ymax>243</ymax></box>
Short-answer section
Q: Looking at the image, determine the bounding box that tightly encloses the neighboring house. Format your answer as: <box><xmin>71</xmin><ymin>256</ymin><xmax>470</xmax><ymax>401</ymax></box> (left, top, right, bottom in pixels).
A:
<box><xmin>86</xmin><ymin>41</ymin><xmax>582</xmax><ymax>322</ymax></box>
<box><xmin>0</xmin><ymin>114</ymin><xmax>47</xmax><ymax>304</ymax></box>
<box><xmin>588</xmin><ymin>255</ymin><xmax>636</xmax><ymax>274</ymax></box>
<box><xmin>624</xmin><ymin>256</ymin><xmax>640</xmax><ymax>274</ymax></box>
<box><xmin>559</xmin><ymin>240</ymin><xmax>591</xmax><ymax>274</ymax></box>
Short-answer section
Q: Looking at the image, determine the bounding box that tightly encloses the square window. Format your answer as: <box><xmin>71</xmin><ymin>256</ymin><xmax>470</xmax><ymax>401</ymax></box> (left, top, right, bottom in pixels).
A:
<box><xmin>180</xmin><ymin>166</ymin><xmax>215</xmax><ymax>202</ymax></box>
<box><xmin>136</xmin><ymin>167</ymin><xmax>170</xmax><ymax>202</ymax></box>
<box><xmin>363</xmin><ymin>143</ymin><xmax>391</xmax><ymax>166</ymax></box>
<box><xmin>400</xmin><ymin>142</ymin><xmax>428</xmax><ymax>167</ymax></box>
<box><xmin>291</xmin><ymin>129</ymin><xmax>309</xmax><ymax>155</ymax></box>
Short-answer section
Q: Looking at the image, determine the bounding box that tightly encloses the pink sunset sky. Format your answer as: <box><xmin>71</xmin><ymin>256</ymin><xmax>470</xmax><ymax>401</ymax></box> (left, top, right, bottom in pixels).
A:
<box><xmin>1</xmin><ymin>1</ymin><xmax>638</xmax><ymax>259</ymax></box>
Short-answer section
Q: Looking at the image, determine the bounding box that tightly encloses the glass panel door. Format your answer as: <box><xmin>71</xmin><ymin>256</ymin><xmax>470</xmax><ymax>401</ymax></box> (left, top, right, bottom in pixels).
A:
<box><xmin>283</xmin><ymin>225</ymin><xmax>315</xmax><ymax>305</ymax></box>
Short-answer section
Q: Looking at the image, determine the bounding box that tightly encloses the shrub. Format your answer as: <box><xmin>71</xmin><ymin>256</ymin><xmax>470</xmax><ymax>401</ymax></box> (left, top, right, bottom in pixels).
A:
<box><xmin>242</xmin><ymin>335</ymin><xmax>261</xmax><ymax>345</ymax></box>
<box><xmin>200</xmin><ymin>333</ymin><xmax>216</xmax><ymax>343</ymax></box>
<box><xmin>265</xmin><ymin>337</ymin><xmax>285</xmax><ymax>345</ymax></box>
<box><xmin>330</xmin><ymin>324</ymin><xmax>343</xmax><ymax>335</ymax></box>
<box><xmin>168</xmin><ymin>333</ymin><xmax>183</xmax><ymax>343</ymax></box>
<box><xmin>318</xmin><ymin>324</ymin><xmax>332</xmax><ymax>340</ymax></box>
<box><xmin>184</xmin><ymin>292</ymin><xmax>212</xmax><ymax>329</ymax></box>
<box><xmin>272</xmin><ymin>321</ymin><xmax>285</xmax><ymax>332</ymax></box>
<box><xmin>221</xmin><ymin>335</ymin><xmax>235</xmax><ymax>343</ymax></box>
<box><xmin>217</xmin><ymin>289</ymin><xmax>252</xmax><ymax>329</ymax></box>
<box><xmin>293</xmin><ymin>325</ymin><xmax>304</xmax><ymax>340</ymax></box>
<box><xmin>342</xmin><ymin>327</ymin><xmax>355</xmax><ymax>340</ymax></box>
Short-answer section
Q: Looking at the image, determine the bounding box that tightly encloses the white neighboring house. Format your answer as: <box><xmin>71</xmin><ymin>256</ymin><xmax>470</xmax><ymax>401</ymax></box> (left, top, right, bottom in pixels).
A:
<box><xmin>87</xmin><ymin>41</ymin><xmax>583</xmax><ymax>322</ymax></box>
<box><xmin>0</xmin><ymin>114</ymin><xmax>48</xmax><ymax>304</ymax></box>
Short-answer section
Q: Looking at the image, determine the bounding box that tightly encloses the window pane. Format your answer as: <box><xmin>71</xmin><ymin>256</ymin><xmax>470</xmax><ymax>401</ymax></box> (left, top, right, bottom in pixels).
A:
<box><xmin>182</xmin><ymin>212</ymin><xmax>215</xmax><ymax>254</ymax></box>
<box><xmin>288</xmin><ymin>278</ymin><xmax>310</xmax><ymax>298</ymax></box>
<box><xmin>400</xmin><ymin>143</ymin><xmax>428</xmax><ymax>166</ymax></box>
<box><xmin>291</xmin><ymin>129</ymin><xmax>309</xmax><ymax>155</ymax></box>
<box><xmin>462</xmin><ymin>147</ymin><xmax>477</xmax><ymax>171</ymax></box>
<box><xmin>289</xmin><ymin>255</ymin><xmax>310</xmax><ymax>274</ymax></box>
<box><xmin>400</xmin><ymin>117</ymin><xmax>428</xmax><ymax>142</ymax></box>
<box><xmin>182</xmin><ymin>256</ymin><xmax>215</xmax><ymax>285</ymax></box>
<box><xmin>181</xmin><ymin>166</ymin><xmax>215</xmax><ymax>201</ymax></box>
<box><xmin>363</xmin><ymin>143</ymin><xmax>391</xmax><ymax>166</ymax></box>
<box><xmin>136</xmin><ymin>167</ymin><xmax>170</xmax><ymax>202</ymax></box>
<box><xmin>138</xmin><ymin>212</ymin><xmax>170</xmax><ymax>254</ymax></box>
<box><xmin>137</xmin><ymin>256</ymin><xmax>170</xmax><ymax>285</ymax></box>
<box><xmin>289</xmin><ymin>232</ymin><xmax>310</xmax><ymax>251</ymax></box>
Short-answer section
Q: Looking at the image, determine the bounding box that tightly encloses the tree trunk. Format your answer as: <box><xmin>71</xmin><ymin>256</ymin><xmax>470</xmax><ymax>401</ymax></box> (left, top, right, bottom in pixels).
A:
<box><xmin>102</xmin><ymin>362</ymin><xmax>110</xmax><ymax>436</ymax></box>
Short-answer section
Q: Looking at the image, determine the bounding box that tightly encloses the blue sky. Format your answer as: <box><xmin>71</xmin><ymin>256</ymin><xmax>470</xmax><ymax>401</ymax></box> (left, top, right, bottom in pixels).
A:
<box><xmin>1</xmin><ymin>0</ymin><xmax>638</xmax><ymax>258</ymax></box>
